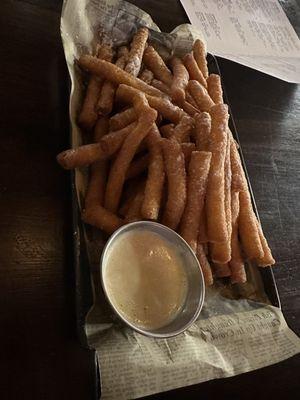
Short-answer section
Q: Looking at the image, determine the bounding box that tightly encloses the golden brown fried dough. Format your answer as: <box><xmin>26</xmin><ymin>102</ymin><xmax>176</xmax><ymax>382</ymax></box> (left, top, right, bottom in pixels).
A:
<box><xmin>161</xmin><ymin>138</ymin><xmax>187</xmax><ymax>230</ymax></box>
<box><xmin>187</xmin><ymin>80</ymin><xmax>214</xmax><ymax>112</ymax></box>
<box><xmin>181</xmin><ymin>100</ymin><xmax>199</xmax><ymax>116</ymax></box>
<box><xmin>198</xmin><ymin>209</ymin><xmax>208</xmax><ymax>244</ymax></box>
<box><xmin>210</xmin><ymin>134</ymin><xmax>232</xmax><ymax>263</ymax></box>
<box><xmin>230</xmin><ymin>137</ymin><xmax>245</xmax><ymax>192</ymax></box>
<box><xmin>160</xmin><ymin>123</ymin><xmax>175</xmax><ymax>138</ymax></box>
<box><xmin>116</xmin><ymin>84</ymin><xmax>185</xmax><ymax>123</ymax></box>
<box><xmin>125</xmin><ymin>27</ymin><xmax>149</xmax><ymax>77</ymax></box>
<box><xmin>125</xmin><ymin>187</ymin><xmax>145</xmax><ymax>222</ymax></box>
<box><xmin>56</xmin><ymin>122</ymin><xmax>137</xmax><ymax>169</ymax></box>
<box><xmin>229</xmin><ymin>191</ymin><xmax>247</xmax><ymax>284</ymax></box>
<box><xmin>82</xmin><ymin>205</ymin><xmax>123</xmax><ymax>235</ymax></box>
<box><xmin>141</xmin><ymin>126</ymin><xmax>165</xmax><ymax>220</ymax></box>
<box><xmin>181</xmin><ymin>142</ymin><xmax>196</xmax><ymax>170</ymax></box>
<box><xmin>206</xmin><ymin>104</ymin><xmax>229</xmax><ymax>243</ymax></box>
<box><xmin>169</xmin><ymin>57</ymin><xmax>189</xmax><ymax>103</ymax></box>
<box><xmin>151</xmin><ymin>79</ymin><xmax>172</xmax><ymax>96</ymax></box>
<box><xmin>138</xmin><ymin>68</ymin><xmax>154</xmax><ymax>84</ymax></box>
<box><xmin>194</xmin><ymin>112</ymin><xmax>211</xmax><ymax>151</ymax></box>
<box><xmin>193</xmin><ymin>39</ymin><xmax>208</xmax><ymax>79</ymax></box>
<box><xmin>97</xmin><ymin>53</ymin><xmax>128</xmax><ymax>115</ymax></box>
<box><xmin>256</xmin><ymin>221</ymin><xmax>275</xmax><ymax>266</ymax></box>
<box><xmin>173</xmin><ymin>115</ymin><xmax>194</xmax><ymax>143</ymax></box>
<box><xmin>143</xmin><ymin>46</ymin><xmax>173</xmax><ymax>86</ymax></box>
<box><xmin>180</xmin><ymin>151</ymin><xmax>212</xmax><ymax>252</ymax></box>
<box><xmin>109</xmin><ymin>108</ymin><xmax>137</xmax><ymax>131</ymax></box>
<box><xmin>196</xmin><ymin>241</ymin><xmax>213</xmax><ymax>286</ymax></box>
<box><xmin>207</xmin><ymin>74</ymin><xmax>223</xmax><ymax>104</ymax></box>
<box><xmin>104</xmin><ymin>93</ymin><xmax>157</xmax><ymax>212</ymax></box>
<box><xmin>85</xmin><ymin>117</ymin><xmax>109</xmax><ymax>209</ymax></box>
<box><xmin>185</xmin><ymin>91</ymin><xmax>198</xmax><ymax>108</ymax></box>
<box><xmin>78</xmin><ymin>44</ymin><xmax>113</xmax><ymax>130</ymax></box>
<box><xmin>126</xmin><ymin>154</ymin><xmax>149</xmax><ymax>180</ymax></box>
<box><xmin>79</xmin><ymin>55</ymin><xmax>164</xmax><ymax>97</ymax></box>
<box><xmin>183</xmin><ymin>52</ymin><xmax>207</xmax><ymax>88</ymax></box>
<box><xmin>239</xmin><ymin>190</ymin><xmax>264</xmax><ymax>259</ymax></box>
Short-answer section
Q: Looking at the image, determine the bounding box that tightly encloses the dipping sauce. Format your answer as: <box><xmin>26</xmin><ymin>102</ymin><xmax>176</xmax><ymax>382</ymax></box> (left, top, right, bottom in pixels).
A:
<box><xmin>103</xmin><ymin>229</ymin><xmax>188</xmax><ymax>330</ymax></box>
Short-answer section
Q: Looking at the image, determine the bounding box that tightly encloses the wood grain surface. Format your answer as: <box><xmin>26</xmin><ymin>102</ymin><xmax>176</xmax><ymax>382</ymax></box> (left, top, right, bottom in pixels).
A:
<box><xmin>0</xmin><ymin>0</ymin><xmax>299</xmax><ymax>399</ymax></box>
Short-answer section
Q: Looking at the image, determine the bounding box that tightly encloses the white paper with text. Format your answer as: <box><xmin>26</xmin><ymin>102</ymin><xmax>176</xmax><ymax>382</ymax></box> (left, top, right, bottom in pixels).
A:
<box><xmin>180</xmin><ymin>0</ymin><xmax>300</xmax><ymax>82</ymax></box>
<box><xmin>87</xmin><ymin>305</ymin><xmax>300</xmax><ymax>400</ymax></box>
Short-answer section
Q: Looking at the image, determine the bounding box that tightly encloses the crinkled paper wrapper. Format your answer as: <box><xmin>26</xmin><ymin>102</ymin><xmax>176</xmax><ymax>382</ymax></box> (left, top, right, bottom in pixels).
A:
<box><xmin>61</xmin><ymin>0</ymin><xmax>300</xmax><ymax>399</ymax></box>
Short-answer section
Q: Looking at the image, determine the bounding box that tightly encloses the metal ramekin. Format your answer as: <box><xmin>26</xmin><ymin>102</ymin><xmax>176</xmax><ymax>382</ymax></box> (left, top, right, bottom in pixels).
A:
<box><xmin>100</xmin><ymin>221</ymin><xmax>205</xmax><ymax>338</ymax></box>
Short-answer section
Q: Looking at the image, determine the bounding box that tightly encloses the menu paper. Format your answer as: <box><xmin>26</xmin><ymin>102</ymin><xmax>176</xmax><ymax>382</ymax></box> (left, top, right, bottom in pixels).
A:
<box><xmin>60</xmin><ymin>0</ymin><xmax>300</xmax><ymax>399</ymax></box>
<box><xmin>180</xmin><ymin>0</ymin><xmax>300</xmax><ymax>83</ymax></box>
<box><xmin>87</xmin><ymin>304</ymin><xmax>300</xmax><ymax>400</ymax></box>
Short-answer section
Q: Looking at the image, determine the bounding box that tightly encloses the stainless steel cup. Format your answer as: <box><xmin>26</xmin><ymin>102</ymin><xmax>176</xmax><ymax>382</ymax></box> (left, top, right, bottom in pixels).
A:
<box><xmin>100</xmin><ymin>221</ymin><xmax>205</xmax><ymax>338</ymax></box>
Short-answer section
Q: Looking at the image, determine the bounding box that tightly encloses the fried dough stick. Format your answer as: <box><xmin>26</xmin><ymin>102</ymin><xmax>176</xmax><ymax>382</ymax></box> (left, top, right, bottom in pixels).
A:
<box><xmin>180</xmin><ymin>151</ymin><xmax>212</xmax><ymax>252</ymax></box>
<box><xmin>116</xmin><ymin>84</ymin><xmax>185</xmax><ymax>123</ymax></box>
<box><xmin>141</xmin><ymin>125</ymin><xmax>165</xmax><ymax>220</ymax></box>
<box><xmin>256</xmin><ymin>221</ymin><xmax>275</xmax><ymax>266</ymax></box>
<box><xmin>104</xmin><ymin>93</ymin><xmax>157</xmax><ymax>212</ymax></box>
<box><xmin>194</xmin><ymin>112</ymin><xmax>211</xmax><ymax>151</ymax></box>
<box><xmin>84</xmin><ymin>117</ymin><xmax>109</xmax><ymax>209</ymax></box>
<box><xmin>181</xmin><ymin>100</ymin><xmax>199</xmax><ymax>116</ymax></box>
<box><xmin>56</xmin><ymin>122</ymin><xmax>137</xmax><ymax>169</ymax></box>
<box><xmin>198</xmin><ymin>209</ymin><xmax>208</xmax><ymax>243</ymax></box>
<box><xmin>229</xmin><ymin>136</ymin><xmax>274</xmax><ymax>264</ymax></box>
<box><xmin>187</xmin><ymin>80</ymin><xmax>214</xmax><ymax>112</ymax></box>
<box><xmin>207</xmin><ymin>74</ymin><xmax>223</xmax><ymax>105</ymax></box>
<box><xmin>125</xmin><ymin>186</ymin><xmax>145</xmax><ymax>223</ymax></box>
<box><xmin>118</xmin><ymin>179</ymin><xmax>144</xmax><ymax>217</ymax></box>
<box><xmin>206</xmin><ymin>104</ymin><xmax>229</xmax><ymax>243</ymax></box>
<box><xmin>125</xmin><ymin>27</ymin><xmax>149</xmax><ymax>77</ymax></box>
<box><xmin>109</xmin><ymin>108</ymin><xmax>137</xmax><ymax>131</ymax></box>
<box><xmin>229</xmin><ymin>139</ymin><xmax>264</xmax><ymax>260</ymax></box>
<box><xmin>210</xmin><ymin>133</ymin><xmax>232</xmax><ymax>263</ymax></box>
<box><xmin>79</xmin><ymin>55</ymin><xmax>164</xmax><ymax>97</ymax></box>
<box><xmin>239</xmin><ymin>190</ymin><xmax>264</xmax><ymax>260</ymax></box>
<box><xmin>183</xmin><ymin>52</ymin><xmax>207</xmax><ymax>88</ymax></box>
<box><xmin>138</xmin><ymin>68</ymin><xmax>154</xmax><ymax>84</ymax></box>
<box><xmin>193</xmin><ymin>39</ymin><xmax>208</xmax><ymax>79</ymax></box>
<box><xmin>82</xmin><ymin>206</ymin><xmax>123</xmax><ymax>235</ymax></box>
<box><xmin>160</xmin><ymin>123</ymin><xmax>174</xmax><ymax>138</ymax></box>
<box><xmin>97</xmin><ymin>47</ymin><xmax>129</xmax><ymax>115</ymax></box>
<box><xmin>196</xmin><ymin>240</ymin><xmax>213</xmax><ymax>286</ymax></box>
<box><xmin>126</xmin><ymin>154</ymin><xmax>149</xmax><ymax>180</ymax></box>
<box><xmin>78</xmin><ymin>44</ymin><xmax>113</xmax><ymax>130</ymax></box>
<box><xmin>230</xmin><ymin>137</ymin><xmax>244</xmax><ymax>192</ymax></box>
<box><xmin>173</xmin><ymin>116</ymin><xmax>194</xmax><ymax>143</ymax></box>
<box><xmin>169</xmin><ymin>57</ymin><xmax>189</xmax><ymax>104</ymax></box>
<box><xmin>185</xmin><ymin>91</ymin><xmax>198</xmax><ymax>108</ymax></box>
<box><xmin>151</xmin><ymin>79</ymin><xmax>171</xmax><ymax>96</ymax></box>
<box><xmin>143</xmin><ymin>45</ymin><xmax>173</xmax><ymax>86</ymax></box>
<box><xmin>161</xmin><ymin>138</ymin><xmax>186</xmax><ymax>230</ymax></box>
<box><xmin>181</xmin><ymin>142</ymin><xmax>196</xmax><ymax>169</ymax></box>
<box><xmin>229</xmin><ymin>191</ymin><xmax>247</xmax><ymax>283</ymax></box>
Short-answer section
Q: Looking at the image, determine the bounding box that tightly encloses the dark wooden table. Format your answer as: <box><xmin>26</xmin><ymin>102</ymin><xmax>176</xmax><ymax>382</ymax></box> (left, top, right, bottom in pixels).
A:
<box><xmin>0</xmin><ymin>0</ymin><xmax>299</xmax><ymax>399</ymax></box>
